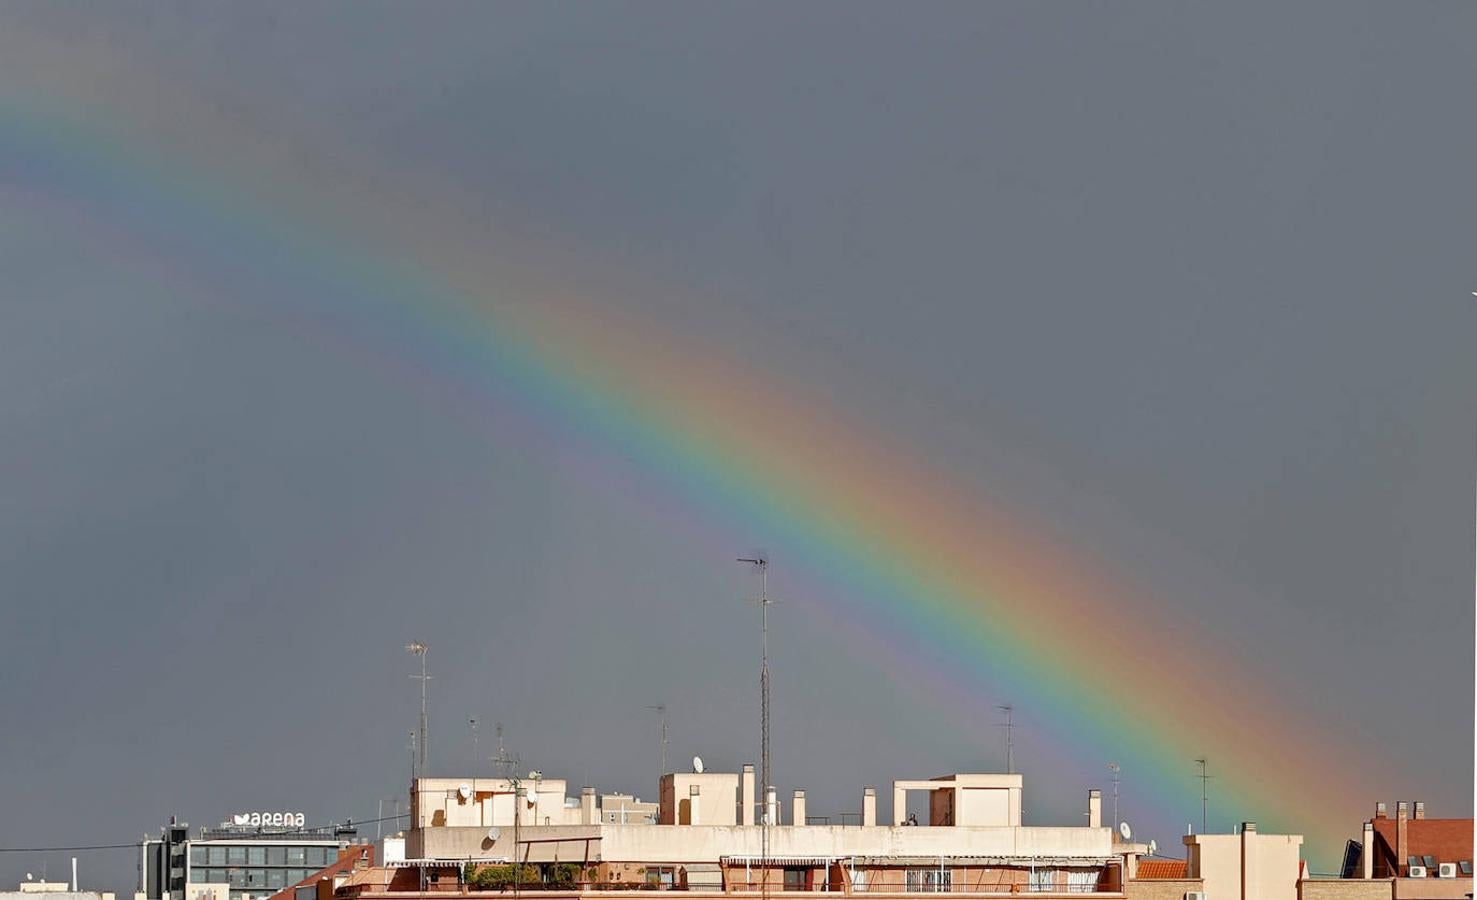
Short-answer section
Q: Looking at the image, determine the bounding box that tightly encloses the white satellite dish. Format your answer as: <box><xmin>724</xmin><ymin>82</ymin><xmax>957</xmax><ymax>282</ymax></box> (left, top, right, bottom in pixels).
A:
<box><xmin>1119</xmin><ymin>821</ymin><xmax>1133</xmax><ymax>842</ymax></box>
<box><xmin>525</xmin><ymin>788</ymin><xmax>539</xmax><ymax>806</ymax></box>
<box><xmin>486</xmin><ymin>827</ymin><xmax>501</xmax><ymax>842</ymax></box>
<box><xmin>1148</xmin><ymin>839</ymin><xmax>1158</xmax><ymax>856</ymax></box>
<box><xmin>692</xmin><ymin>756</ymin><xmax>705</xmax><ymax>774</ymax></box>
<box><xmin>458</xmin><ymin>783</ymin><xmax>472</xmax><ymax>800</ymax></box>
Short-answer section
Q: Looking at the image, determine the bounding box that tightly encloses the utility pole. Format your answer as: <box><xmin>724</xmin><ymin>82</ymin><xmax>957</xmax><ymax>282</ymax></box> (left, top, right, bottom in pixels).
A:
<box><xmin>645</xmin><ymin>705</ymin><xmax>669</xmax><ymax>777</ymax></box>
<box><xmin>996</xmin><ymin>704</ymin><xmax>1015</xmax><ymax>774</ymax></box>
<box><xmin>1195</xmin><ymin>758</ymin><xmax>1210</xmax><ymax>835</ymax></box>
<box><xmin>1107</xmin><ymin>763</ymin><xmax>1121</xmax><ymax>833</ymax></box>
<box><xmin>406</xmin><ymin>642</ymin><xmax>431</xmax><ymax>776</ymax></box>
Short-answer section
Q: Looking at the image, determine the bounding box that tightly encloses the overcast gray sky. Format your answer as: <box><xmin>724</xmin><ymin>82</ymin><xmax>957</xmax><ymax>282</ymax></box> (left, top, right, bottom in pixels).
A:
<box><xmin>0</xmin><ymin>2</ymin><xmax>1473</xmax><ymax>890</ymax></box>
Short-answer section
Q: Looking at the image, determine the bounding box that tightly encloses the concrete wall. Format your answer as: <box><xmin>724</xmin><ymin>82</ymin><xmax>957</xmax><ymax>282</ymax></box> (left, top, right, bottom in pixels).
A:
<box><xmin>659</xmin><ymin>774</ymin><xmax>740</xmax><ymax>826</ymax></box>
<box><xmin>1391</xmin><ymin>878</ymin><xmax>1477</xmax><ymax>900</ymax></box>
<box><xmin>1186</xmin><ymin>827</ymin><xmax>1303</xmax><ymax>900</ymax></box>
<box><xmin>411</xmin><ymin>778</ymin><xmax>577</xmax><ymax>829</ymax></box>
<box><xmin>1299</xmin><ymin>879</ymin><xmax>1394</xmax><ymax>900</ymax></box>
<box><xmin>1124</xmin><ymin>878</ymin><xmax>1201</xmax><ymax>900</ymax></box>
<box><xmin>413</xmin><ymin>820</ymin><xmax>1112</xmax><ymax>866</ymax></box>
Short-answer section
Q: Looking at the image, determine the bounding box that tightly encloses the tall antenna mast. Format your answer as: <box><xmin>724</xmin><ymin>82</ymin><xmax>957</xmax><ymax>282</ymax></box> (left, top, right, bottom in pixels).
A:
<box><xmin>645</xmin><ymin>705</ymin><xmax>669</xmax><ymax>776</ymax></box>
<box><xmin>406</xmin><ymin>641</ymin><xmax>431</xmax><ymax>776</ymax></box>
<box><xmin>996</xmin><ymin>704</ymin><xmax>1015</xmax><ymax>774</ymax></box>
<box><xmin>1194</xmin><ymin>758</ymin><xmax>1210</xmax><ymax>835</ymax></box>
<box><xmin>470</xmin><ymin>718</ymin><xmax>480</xmax><ymax>808</ymax></box>
<box><xmin>737</xmin><ymin>555</ymin><xmax>774</xmax><ymax>821</ymax></box>
<box><xmin>1107</xmin><ymin>762</ymin><xmax>1121</xmax><ymax>833</ymax></box>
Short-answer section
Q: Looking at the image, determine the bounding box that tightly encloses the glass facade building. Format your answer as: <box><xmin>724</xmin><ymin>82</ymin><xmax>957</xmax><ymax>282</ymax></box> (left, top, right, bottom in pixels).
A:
<box><xmin>140</xmin><ymin>820</ymin><xmax>361</xmax><ymax>900</ymax></box>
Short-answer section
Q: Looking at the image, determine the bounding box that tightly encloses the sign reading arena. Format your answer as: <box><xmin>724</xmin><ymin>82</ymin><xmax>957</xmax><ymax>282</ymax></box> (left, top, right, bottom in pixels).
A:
<box><xmin>231</xmin><ymin>812</ymin><xmax>307</xmax><ymax>828</ymax></box>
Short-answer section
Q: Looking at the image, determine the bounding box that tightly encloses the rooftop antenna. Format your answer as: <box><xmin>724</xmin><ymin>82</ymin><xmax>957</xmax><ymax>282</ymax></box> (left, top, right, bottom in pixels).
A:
<box><xmin>995</xmin><ymin>704</ymin><xmax>1015</xmax><ymax>774</ymax></box>
<box><xmin>491</xmin><ymin>722</ymin><xmax>520</xmax><ymax>779</ymax></box>
<box><xmin>1194</xmin><ymin>758</ymin><xmax>1211</xmax><ymax>836</ymax></box>
<box><xmin>405</xmin><ymin>641</ymin><xmax>431</xmax><ymax>776</ymax></box>
<box><xmin>408</xmin><ymin>730</ymin><xmax>418</xmax><ymax>783</ymax></box>
<box><xmin>469</xmin><ymin>718</ymin><xmax>480</xmax><ymax>812</ymax></box>
<box><xmin>1107</xmin><ymin>762</ymin><xmax>1121</xmax><ymax>832</ymax></box>
<box><xmin>737</xmin><ymin>554</ymin><xmax>775</xmax><ymax>821</ymax></box>
<box><xmin>645</xmin><ymin>704</ymin><xmax>669</xmax><ymax>777</ymax></box>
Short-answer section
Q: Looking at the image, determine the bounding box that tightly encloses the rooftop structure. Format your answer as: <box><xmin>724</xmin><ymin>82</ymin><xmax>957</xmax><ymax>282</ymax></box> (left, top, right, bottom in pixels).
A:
<box><xmin>393</xmin><ymin>768</ymin><xmax>1120</xmax><ymax>896</ymax></box>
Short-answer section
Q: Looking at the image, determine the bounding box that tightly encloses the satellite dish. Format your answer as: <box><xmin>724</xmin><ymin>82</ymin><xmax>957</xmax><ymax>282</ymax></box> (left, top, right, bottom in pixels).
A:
<box><xmin>1148</xmin><ymin>840</ymin><xmax>1158</xmax><ymax>856</ymax></box>
<box><xmin>528</xmin><ymin>770</ymin><xmax>542</xmax><ymax>781</ymax></box>
<box><xmin>525</xmin><ymin>788</ymin><xmax>539</xmax><ymax>806</ymax></box>
<box><xmin>692</xmin><ymin>756</ymin><xmax>705</xmax><ymax>774</ymax></box>
<box><xmin>458</xmin><ymin>783</ymin><xmax>472</xmax><ymax>800</ymax></box>
<box><xmin>1119</xmin><ymin>821</ymin><xmax>1133</xmax><ymax>842</ymax></box>
<box><xmin>486</xmin><ymin>827</ymin><xmax>501</xmax><ymax>842</ymax></box>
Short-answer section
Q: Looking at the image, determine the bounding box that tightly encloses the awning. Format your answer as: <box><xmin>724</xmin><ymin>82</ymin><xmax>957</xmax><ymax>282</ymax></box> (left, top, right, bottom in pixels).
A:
<box><xmin>722</xmin><ymin>857</ymin><xmax>836</xmax><ymax>867</ymax></box>
<box><xmin>849</xmin><ymin>857</ymin><xmax>1114</xmax><ymax>867</ymax></box>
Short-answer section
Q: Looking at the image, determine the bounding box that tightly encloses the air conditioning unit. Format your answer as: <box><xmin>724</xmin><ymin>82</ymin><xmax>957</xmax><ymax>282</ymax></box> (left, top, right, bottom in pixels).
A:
<box><xmin>1185</xmin><ymin>893</ymin><xmax>1207</xmax><ymax>900</ymax></box>
<box><xmin>1437</xmin><ymin>863</ymin><xmax>1457</xmax><ymax>879</ymax></box>
<box><xmin>1408</xmin><ymin>866</ymin><xmax>1427</xmax><ymax>878</ymax></box>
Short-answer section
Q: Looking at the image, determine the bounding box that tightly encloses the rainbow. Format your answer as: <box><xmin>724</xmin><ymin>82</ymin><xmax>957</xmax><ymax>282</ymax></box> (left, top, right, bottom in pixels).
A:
<box><xmin>0</xmin><ymin>25</ymin><xmax>1374</xmax><ymax>864</ymax></box>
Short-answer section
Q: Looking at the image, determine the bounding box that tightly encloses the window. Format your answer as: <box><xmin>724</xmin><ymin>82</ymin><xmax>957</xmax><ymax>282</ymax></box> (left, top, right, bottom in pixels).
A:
<box><xmin>906</xmin><ymin>869</ymin><xmax>951</xmax><ymax>892</ymax></box>
<box><xmin>207</xmin><ymin>870</ymin><xmax>227</xmax><ymax>885</ymax></box>
<box><xmin>191</xmin><ymin>847</ymin><xmax>208</xmax><ymax>866</ymax></box>
<box><xmin>645</xmin><ymin>867</ymin><xmax>675</xmax><ymax>889</ymax></box>
<box><xmin>189</xmin><ymin>870</ymin><xmax>206</xmax><ymax>884</ymax></box>
<box><xmin>228</xmin><ymin>871</ymin><xmax>246</xmax><ymax>888</ymax></box>
<box><xmin>208</xmin><ymin>847</ymin><xmax>228</xmax><ymax>866</ymax></box>
<box><xmin>266</xmin><ymin>871</ymin><xmax>286</xmax><ymax>889</ymax></box>
<box><xmin>287</xmin><ymin>847</ymin><xmax>306</xmax><ymax>866</ymax></box>
<box><xmin>305</xmin><ymin>847</ymin><xmax>328</xmax><ymax>868</ymax></box>
<box><xmin>248</xmin><ymin>847</ymin><xmax>266</xmax><ymax>867</ymax></box>
<box><xmin>290</xmin><ymin>870</ymin><xmax>310</xmax><ymax>884</ymax></box>
<box><xmin>228</xmin><ymin>847</ymin><xmax>247</xmax><ymax>866</ymax></box>
<box><xmin>266</xmin><ymin>847</ymin><xmax>286</xmax><ymax>867</ymax></box>
<box><xmin>783</xmin><ymin>869</ymin><xmax>808</xmax><ymax>892</ymax></box>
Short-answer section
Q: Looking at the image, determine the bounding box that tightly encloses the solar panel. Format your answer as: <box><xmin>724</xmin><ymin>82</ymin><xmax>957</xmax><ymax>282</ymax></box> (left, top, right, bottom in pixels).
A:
<box><xmin>1423</xmin><ymin>856</ymin><xmax>1438</xmax><ymax>868</ymax></box>
<box><xmin>1408</xmin><ymin>856</ymin><xmax>1420</xmax><ymax>869</ymax></box>
<box><xmin>1459</xmin><ymin>862</ymin><xmax>1472</xmax><ymax>876</ymax></box>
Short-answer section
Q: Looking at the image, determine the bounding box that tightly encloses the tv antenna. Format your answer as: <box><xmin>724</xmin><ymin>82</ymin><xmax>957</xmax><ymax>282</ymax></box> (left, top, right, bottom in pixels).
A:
<box><xmin>737</xmin><ymin>554</ymin><xmax>776</xmax><ymax>822</ymax></box>
<box><xmin>995</xmin><ymin>704</ymin><xmax>1016</xmax><ymax>774</ymax></box>
<box><xmin>405</xmin><ymin>641</ymin><xmax>431</xmax><ymax>776</ymax></box>
<box><xmin>646</xmin><ymin>704</ymin><xmax>669</xmax><ymax>776</ymax></box>
<box><xmin>1194</xmin><ymin>758</ymin><xmax>1211</xmax><ymax>835</ymax></box>
<box><xmin>491</xmin><ymin>722</ymin><xmax>520</xmax><ymax>779</ymax></box>
<box><xmin>1107</xmin><ymin>762</ymin><xmax>1121</xmax><ymax>832</ymax></box>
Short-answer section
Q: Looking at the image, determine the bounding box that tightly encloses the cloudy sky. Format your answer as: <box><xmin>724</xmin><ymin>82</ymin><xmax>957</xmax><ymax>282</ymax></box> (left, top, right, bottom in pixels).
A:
<box><xmin>1</xmin><ymin>2</ymin><xmax>1472</xmax><ymax>890</ymax></box>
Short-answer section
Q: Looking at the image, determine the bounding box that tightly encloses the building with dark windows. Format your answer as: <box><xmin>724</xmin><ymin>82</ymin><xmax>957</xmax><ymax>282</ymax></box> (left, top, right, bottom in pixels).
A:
<box><xmin>138</xmin><ymin>817</ymin><xmax>369</xmax><ymax>900</ymax></box>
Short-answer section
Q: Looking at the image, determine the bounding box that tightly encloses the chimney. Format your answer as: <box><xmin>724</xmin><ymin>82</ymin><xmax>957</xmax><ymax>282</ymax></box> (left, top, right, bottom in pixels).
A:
<box><xmin>1396</xmin><ymin>802</ymin><xmax>1409</xmax><ymax>872</ymax></box>
<box><xmin>766</xmin><ymin>788</ymin><xmax>779</xmax><ymax>826</ymax></box>
<box><xmin>1413</xmin><ymin>802</ymin><xmax>1425</xmax><ymax>821</ymax></box>
<box><xmin>1375</xmin><ymin>802</ymin><xmax>1387</xmax><ymax>819</ymax></box>
<box><xmin>1088</xmin><ymin>790</ymin><xmax>1102</xmax><ymax>830</ymax></box>
<box><xmin>581</xmin><ymin>786</ymin><xmax>596</xmax><ymax>825</ymax></box>
<box><xmin>793</xmin><ymin>790</ymin><xmax>806</xmax><ymax>826</ymax></box>
<box><xmin>688</xmin><ymin>785</ymin><xmax>701</xmax><ymax>826</ymax></box>
<box><xmin>1361</xmin><ymin>823</ymin><xmax>1374</xmax><ymax>879</ymax></box>
<box><xmin>1240</xmin><ymin>823</ymin><xmax>1258</xmax><ymax>900</ymax></box>
<box><xmin>741</xmin><ymin>766</ymin><xmax>756</xmax><ymax>826</ymax></box>
<box><xmin>862</xmin><ymin>788</ymin><xmax>877</xmax><ymax>827</ymax></box>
